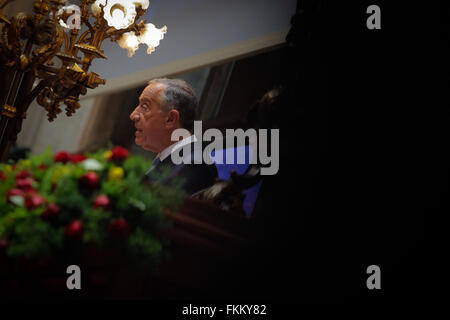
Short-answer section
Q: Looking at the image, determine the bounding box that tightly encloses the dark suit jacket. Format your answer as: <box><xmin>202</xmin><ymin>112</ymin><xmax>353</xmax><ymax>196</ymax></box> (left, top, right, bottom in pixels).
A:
<box><xmin>143</xmin><ymin>141</ymin><xmax>218</xmax><ymax>195</ymax></box>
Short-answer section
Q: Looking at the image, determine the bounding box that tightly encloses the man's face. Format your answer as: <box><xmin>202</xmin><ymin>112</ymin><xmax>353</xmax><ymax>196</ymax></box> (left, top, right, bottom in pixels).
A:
<box><xmin>129</xmin><ymin>83</ymin><xmax>169</xmax><ymax>153</ymax></box>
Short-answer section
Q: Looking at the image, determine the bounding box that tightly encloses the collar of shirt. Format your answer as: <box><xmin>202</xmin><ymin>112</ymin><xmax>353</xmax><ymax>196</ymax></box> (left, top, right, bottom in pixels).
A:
<box><xmin>156</xmin><ymin>134</ymin><xmax>198</xmax><ymax>162</ymax></box>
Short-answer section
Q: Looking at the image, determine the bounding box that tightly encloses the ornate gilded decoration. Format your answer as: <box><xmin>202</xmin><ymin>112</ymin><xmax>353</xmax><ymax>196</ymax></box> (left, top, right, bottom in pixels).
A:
<box><xmin>0</xmin><ymin>0</ymin><xmax>166</xmax><ymax>160</ymax></box>
<box><xmin>1</xmin><ymin>104</ymin><xmax>16</xmax><ymax>118</ymax></box>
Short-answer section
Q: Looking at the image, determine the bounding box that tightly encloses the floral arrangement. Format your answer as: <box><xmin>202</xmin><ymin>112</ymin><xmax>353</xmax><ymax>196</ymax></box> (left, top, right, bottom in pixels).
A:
<box><xmin>0</xmin><ymin>146</ymin><xmax>185</xmax><ymax>276</ymax></box>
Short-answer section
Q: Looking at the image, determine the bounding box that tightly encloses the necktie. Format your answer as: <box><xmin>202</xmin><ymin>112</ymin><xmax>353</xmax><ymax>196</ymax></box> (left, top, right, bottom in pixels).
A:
<box><xmin>145</xmin><ymin>157</ymin><xmax>161</xmax><ymax>175</ymax></box>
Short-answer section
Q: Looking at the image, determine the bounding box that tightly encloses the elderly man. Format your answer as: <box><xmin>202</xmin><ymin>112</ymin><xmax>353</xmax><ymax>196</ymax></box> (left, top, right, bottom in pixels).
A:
<box><xmin>129</xmin><ymin>78</ymin><xmax>218</xmax><ymax>195</ymax></box>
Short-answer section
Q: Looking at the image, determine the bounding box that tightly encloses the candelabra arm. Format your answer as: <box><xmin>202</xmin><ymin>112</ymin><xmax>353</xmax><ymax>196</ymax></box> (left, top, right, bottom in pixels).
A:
<box><xmin>23</xmin><ymin>78</ymin><xmax>54</xmax><ymax>109</ymax></box>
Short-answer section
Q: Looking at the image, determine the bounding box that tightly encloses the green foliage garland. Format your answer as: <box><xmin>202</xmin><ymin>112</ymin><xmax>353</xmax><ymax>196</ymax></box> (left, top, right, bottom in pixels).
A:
<box><xmin>0</xmin><ymin>146</ymin><xmax>185</xmax><ymax>273</ymax></box>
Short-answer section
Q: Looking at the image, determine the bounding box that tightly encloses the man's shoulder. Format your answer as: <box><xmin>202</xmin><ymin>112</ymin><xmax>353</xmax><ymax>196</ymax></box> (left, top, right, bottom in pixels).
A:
<box><xmin>160</xmin><ymin>140</ymin><xmax>218</xmax><ymax>178</ymax></box>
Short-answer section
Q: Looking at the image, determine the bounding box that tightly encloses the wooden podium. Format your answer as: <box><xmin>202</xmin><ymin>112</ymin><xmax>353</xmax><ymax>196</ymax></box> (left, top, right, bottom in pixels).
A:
<box><xmin>153</xmin><ymin>197</ymin><xmax>256</xmax><ymax>298</ymax></box>
<box><xmin>107</xmin><ymin>198</ymin><xmax>257</xmax><ymax>299</ymax></box>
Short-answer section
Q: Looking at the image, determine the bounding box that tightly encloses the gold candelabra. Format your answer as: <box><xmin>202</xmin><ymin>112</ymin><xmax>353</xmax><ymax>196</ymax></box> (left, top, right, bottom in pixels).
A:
<box><xmin>0</xmin><ymin>0</ymin><xmax>166</xmax><ymax>161</ymax></box>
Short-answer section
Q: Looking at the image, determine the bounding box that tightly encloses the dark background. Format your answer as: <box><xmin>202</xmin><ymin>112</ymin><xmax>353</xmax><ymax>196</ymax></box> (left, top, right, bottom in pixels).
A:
<box><xmin>234</xmin><ymin>0</ymin><xmax>445</xmax><ymax>299</ymax></box>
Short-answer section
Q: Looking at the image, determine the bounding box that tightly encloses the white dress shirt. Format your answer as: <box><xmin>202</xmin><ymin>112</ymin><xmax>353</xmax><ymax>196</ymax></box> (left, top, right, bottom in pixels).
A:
<box><xmin>156</xmin><ymin>134</ymin><xmax>198</xmax><ymax>162</ymax></box>
<box><xmin>146</xmin><ymin>135</ymin><xmax>197</xmax><ymax>175</ymax></box>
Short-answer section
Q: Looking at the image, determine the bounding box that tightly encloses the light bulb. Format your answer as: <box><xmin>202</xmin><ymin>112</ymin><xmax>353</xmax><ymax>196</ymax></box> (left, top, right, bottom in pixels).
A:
<box><xmin>133</xmin><ymin>0</ymin><xmax>149</xmax><ymax>10</ymax></box>
<box><xmin>92</xmin><ymin>0</ymin><xmax>106</xmax><ymax>17</ymax></box>
<box><xmin>100</xmin><ymin>0</ymin><xmax>137</xmax><ymax>30</ymax></box>
<box><xmin>111</xmin><ymin>7</ymin><xmax>125</xmax><ymax>22</ymax></box>
<box><xmin>117</xmin><ymin>32</ymin><xmax>140</xmax><ymax>57</ymax></box>
<box><xmin>138</xmin><ymin>23</ymin><xmax>167</xmax><ymax>54</ymax></box>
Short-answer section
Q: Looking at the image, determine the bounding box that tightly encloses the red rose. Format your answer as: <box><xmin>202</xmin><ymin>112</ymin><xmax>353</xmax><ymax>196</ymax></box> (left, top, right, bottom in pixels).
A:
<box><xmin>108</xmin><ymin>218</ymin><xmax>131</xmax><ymax>240</ymax></box>
<box><xmin>6</xmin><ymin>188</ymin><xmax>25</xmax><ymax>203</ymax></box>
<box><xmin>79</xmin><ymin>172</ymin><xmax>98</xmax><ymax>190</ymax></box>
<box><xmin>25</xmin><ymin>193</ymin><xmax>46</xmax><ymax>210</ymax></box>
<box><xmin>16</xmin><ymin>169</ymin><xmax>33</xmax><ymax>180</ymax></box>
<box><xmin>0</xmin><ymin>171</ymin><xmax>6</xmax><ymax>181</ymax></box>
<box><xmin>110</xmin><ymin>146</ymin><xmax>129</xmax><ymax>162</ymax></box>
<box><xmin>93</xmin><ymin>194</ymin><xmax>110</xmax><ymax>209</ymax></box>
<box><xmin>53</xmin><ymin>151</ymin><xmax>70</xmax><ymax>163</ymax></box>
<box><xmin>15</xmin><ymin>177</ymin><xmax>34</xmax><ymax>191</ymax></box>
<box><xmin>41</xmin><ymin>203</ymin><xmax>61</xmax><ymax>221</ymax></box>
<box><xmin>65</xmin><ymin>220</ymin><xmax>83</xmax><ymax>239</ymax></box>
<box><xmin>69</xmin><ymin>154</ymin><xmax>87</xmax><ymax>163</ymax></box>
<box><xmin>38</xmin><ymin>164</ymin><xmax>47</xmax><ymax>170</ymax></box>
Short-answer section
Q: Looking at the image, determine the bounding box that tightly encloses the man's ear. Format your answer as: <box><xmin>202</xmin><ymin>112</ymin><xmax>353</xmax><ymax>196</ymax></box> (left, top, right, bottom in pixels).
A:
<box><xmin>166</xmin><ymin>109</ymin><xmax>180</xmax><ymax>128</ymax></box>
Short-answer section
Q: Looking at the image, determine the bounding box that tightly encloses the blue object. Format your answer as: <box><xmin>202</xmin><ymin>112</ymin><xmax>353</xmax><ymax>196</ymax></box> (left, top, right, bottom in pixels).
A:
<box><xmin>211</xmin><ymin>145</ymin><xmax>262</xmax><ymax>217</ymax></box>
